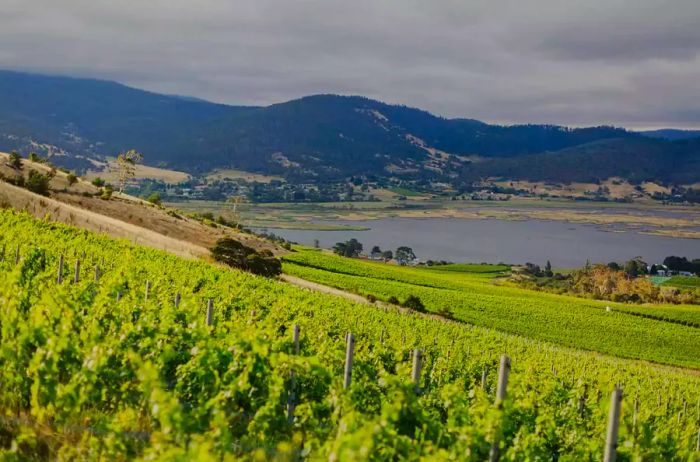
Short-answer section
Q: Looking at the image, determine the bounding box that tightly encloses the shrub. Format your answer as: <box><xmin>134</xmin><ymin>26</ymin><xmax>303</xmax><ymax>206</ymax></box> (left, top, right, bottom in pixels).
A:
<box><xmin>100</xmin><ymin>186</ymin><xmax>113</xmax><ymax>200</ymax></box>
<box><xmin>66</xmin><ymin>173</ymin><xmax>78</xmax><ymax>186</ymax></box>
<box><xmin>146</xmin><ymin>192</ymin><xmax>162</xmax><ymax>205</ymax></box>
<box><xmin>92</xmin><ymin>177</ymin><xmax>106</xmax><ymax>187</ymax></box>
<box><xmin>210</xmin><ymin>238</ymin><xmax>281</xmax><ymax>277</ymax></box>
<box><xmin>25</xmin><ymin>169</ymin><xmax>51</xmax><ymax>196</ymax></box>
<box><xmin>402</xmin><ymin>295</ymin><xmax>426</xmax><ymax>313</ymax></box>
<box><xmin>8</xmin><ymin>151</ymin><xmax>22</xmax><ymax>169</ymax></box>
<box><xmin>387</xmin><ymin>296</ymin><xmax>400</xmax><ymax>305</ymax></box>
<box><xmin>437</xmin><ymin>307</ymin><xmax>453</xmax><ymax>319</ymax></box>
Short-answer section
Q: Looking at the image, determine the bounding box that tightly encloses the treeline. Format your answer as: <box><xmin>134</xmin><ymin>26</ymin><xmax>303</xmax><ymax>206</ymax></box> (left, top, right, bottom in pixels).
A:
<box><xmin>514</xmin><ymin>256</ymin><xmax>699</xmax><ymax>304</ymax></box>
<box><xmin>332</xmin><ymin>239</ymin><xmax>417</xmax><ymax>265</ymax></box>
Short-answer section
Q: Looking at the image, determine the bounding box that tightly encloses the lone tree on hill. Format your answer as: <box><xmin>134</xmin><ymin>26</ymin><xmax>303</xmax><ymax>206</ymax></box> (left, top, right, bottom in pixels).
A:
<box><xmin>113</xmin><ymin>149</ymin><xmax>143</xmax><ymax>193</ymax></box>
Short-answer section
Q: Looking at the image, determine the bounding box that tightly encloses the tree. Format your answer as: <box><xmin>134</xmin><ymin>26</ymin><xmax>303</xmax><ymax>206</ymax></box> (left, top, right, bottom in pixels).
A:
<box><xmin>210</xmin><ymin>238</ymin><xmax>281</xmax><ymax>277</ymax></box>
<box><xmin>395</xmin><ymin>246</ymin><xmax>416</xmax><ymax>265</ymax></box>
<box><xmin>382</xmin><ymin>250</ymin><xmax>393</xmax><ymax>262</ymax></box>
<box><xmin>402</xmin><ymin>295</ymin><xmax>426</xmax><ymax>313</ymax></box>
<box><xmin>8</xmin><ymin>151</ymin><xmax>22</xmax><ymax>169</ymax></box>
<box><xmin>371</xmin><ymin>245</ymin><xmax>381</xmax><ymax>254</ymax></box>
<box><xmin>333</xmin><ymin>239</ymin><xmax>363</xmax><ymax>258</ymax></box>
<box><xmin>313</xmin><ymin>239</ymin><xmax>320</xmax><ymax>249</ymax></box>
<box><xmin>663</xmin><ymin>256</ymin><xmax>692</xmax><ymax>272</ymax></box>
<box><xmin>25</xmin><ymin>169</ymin><xmax>52</xmax><ymax>196</ymax></box>
<box><xmin>113</xmin><ymin>149</ymin><xmax>143</xmax><ymax>193</ymax></box>
<box><xmin>544</xmin><ymin>260</ymin><xmax>553</xmax><ymax>277</ymax></box>
<box><xmin>624</xmin><ymin>259</ymin><xmax>639</xmax><ymax>278</ymax></box>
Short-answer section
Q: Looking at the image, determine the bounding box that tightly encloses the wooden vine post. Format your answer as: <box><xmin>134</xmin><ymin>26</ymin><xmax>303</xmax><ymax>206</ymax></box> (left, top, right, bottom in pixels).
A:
<box><xmin>174</xmin><ymin>293</ymin><xmax>181</xmax><ymax>308</ymax></box>
<box><xmin>206</xmin><ymin>299</ymin><xmax>214</xmax><ymax>326</ymax></box>
<box><xmin>489</xmin><ymin>355</ymin><xmax>511</xmax><ymax>462</ymax></box>
<box><xmin>57</xmin><ymin>255</ymin><xmax>64</xmax><ymax>284</ymax></box>
<box><xmin>604</xmin><ymin>386</ymin><xmax>623</xmax><ymax>462</ymax></box>
<box><xmin>287</xmin><ymin>324</ymin><xmax>301</xmax><ymax>423</ymax></box>
<box><xmin>144</xmin><ymin>281</ymin><xmax>151</xmax><ymax>302</ymax></box>
<box><xmin>344</xmin><ymin>333</ymin><xmax>355</xmax><ymax>389</ymax></box>
<box><xmin>15</xmin><ymin>244</ymin><xmax>20</xmax><ymax>264</ymax></box>
<box><xmin>412</xmin><ymin>349</ymin><xmax>423</xmax><ymax>393</ymax></box>
<box><xmin>0</xmin><ymin>244</ymin><xmax>5</xmax><ymax>262</ymax></box>
<box><xmin>578</xmin><ymin>384</ymin><xmax>588</xmax><ymax>419</ymax></box>
<box><xmin>73</xmin><ymin>259</ymin><xmax>80</xmax><ymax>284</ymax></box>
<box><xmin>94</xmin><ymin>265</ymin><xmax>100</xmax><ymax>282</ymax></box>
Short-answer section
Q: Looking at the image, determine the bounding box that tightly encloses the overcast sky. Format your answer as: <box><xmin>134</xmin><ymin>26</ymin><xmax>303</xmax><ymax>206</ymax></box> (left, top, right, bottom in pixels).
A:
<box><xmin>1</xmin><ymin>0</ymin><xmax>699</xmax><ymax>129</ymax></box>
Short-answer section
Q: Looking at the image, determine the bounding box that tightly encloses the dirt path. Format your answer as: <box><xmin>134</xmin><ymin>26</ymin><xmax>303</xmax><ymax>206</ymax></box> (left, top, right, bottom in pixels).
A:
<box><xmin>280</xmin><ymin>274</ymin><xmax>371</xmax><ymax>304</ymax></box>
<box><xmin>279</xmin><ymin>273</ymin><xmax>456</xmax><ymax>325</ymax></box>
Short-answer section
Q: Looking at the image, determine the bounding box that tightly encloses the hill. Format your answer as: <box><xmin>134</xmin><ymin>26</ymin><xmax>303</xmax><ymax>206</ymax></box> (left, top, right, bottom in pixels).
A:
<box><xmin>0</xmin><ymin>151</ymin><xmax>278</xmax><ymax>256</ymax></box>
<box><xmin>5</xmin><ymin>70</ymin><xmax>695</xmax><ymax>184</ymax></box>
<box><xmin>641</xmin><ymin>129</ymin><xmax>700</xmax><ymax>141</ymax></box>
<box><xmin>460</xmin><ymin>137</ymin><xmax>700</xmax><ymax>184</ymax></box>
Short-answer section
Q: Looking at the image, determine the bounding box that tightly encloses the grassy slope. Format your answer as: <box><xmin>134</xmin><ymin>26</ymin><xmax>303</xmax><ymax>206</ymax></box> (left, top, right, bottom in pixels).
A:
<box><xmin>282</xmin><ymin>249</ymin><xmax>700</xmax><ymax>368</ymax></box>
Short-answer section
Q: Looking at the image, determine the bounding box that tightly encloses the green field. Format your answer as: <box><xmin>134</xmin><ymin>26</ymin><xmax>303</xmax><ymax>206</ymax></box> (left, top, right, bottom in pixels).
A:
<box><xmin>664</xmin><ymin>276</ymin><xmax>700</xmax><ymax>288</ymax></box>
<box><xmin>2</xmin><ymin>210</ymin><xmax>700</xmax><ymax>460</ymax></box>
<box><xmin>283</xmin><ymin>249</ymin><xmax>700</xmax><ymax>368</ymax></box>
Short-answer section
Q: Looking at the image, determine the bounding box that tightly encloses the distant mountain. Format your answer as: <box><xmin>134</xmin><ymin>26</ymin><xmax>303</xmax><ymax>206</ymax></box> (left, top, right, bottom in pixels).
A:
<box><xmin>460</xmin><ymin>137</ymin><xmax>700</xmax><ymax>184</ymax></box>
<box><xmin>640</xmin><ymin>129</ymin><xmax>700</xmax><ymax>141</ymax></box>
<box><xmin>0</xmin><ymin>69</ymin><xmax>697</xmax><ymax>184</ymax></box>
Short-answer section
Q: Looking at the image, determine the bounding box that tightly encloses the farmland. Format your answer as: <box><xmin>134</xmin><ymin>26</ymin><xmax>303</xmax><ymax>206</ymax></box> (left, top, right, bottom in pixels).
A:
<box><xmin>282</xmin><ymin>249</ymin><xmax>700</xmax><ymax>368</ymax></box>
<box><xmin>1</xmin><ymin>210</ymin><xmax>700</xmax><ymax>460</ymax></box>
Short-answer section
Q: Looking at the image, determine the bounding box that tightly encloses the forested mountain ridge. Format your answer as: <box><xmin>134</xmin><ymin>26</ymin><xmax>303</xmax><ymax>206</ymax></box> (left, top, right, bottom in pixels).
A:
<box><xmin>1</xmin><ymin>69</ymin><xmax>698</xmax><ymax>183</ymax></box>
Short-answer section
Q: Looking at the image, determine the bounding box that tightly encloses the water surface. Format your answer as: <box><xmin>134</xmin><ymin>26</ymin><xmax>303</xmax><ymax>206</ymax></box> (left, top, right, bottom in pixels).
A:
<box><xmin>264</xmin><ymin>217</ymin><xmax>700</xmax><ymax>267</ymax></box>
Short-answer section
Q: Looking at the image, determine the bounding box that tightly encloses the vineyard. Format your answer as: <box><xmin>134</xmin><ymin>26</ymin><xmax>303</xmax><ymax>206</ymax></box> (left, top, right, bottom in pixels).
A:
<box><xmin>283</xmin><ymin>249</ymin><xmax>700</xmax><ymax>369</ymax></box>
<box><xmin>2</xmin><ymin>209</ymin><xmax>700</xmax><ymax>460</ymax></box>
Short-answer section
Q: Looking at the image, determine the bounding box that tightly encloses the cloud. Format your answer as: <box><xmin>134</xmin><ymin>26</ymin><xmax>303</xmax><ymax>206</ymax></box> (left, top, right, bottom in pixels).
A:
<box><xmin>0</xmin><ymin>0</ymin><xmax>699</xmax><ymax>128</ymax></box>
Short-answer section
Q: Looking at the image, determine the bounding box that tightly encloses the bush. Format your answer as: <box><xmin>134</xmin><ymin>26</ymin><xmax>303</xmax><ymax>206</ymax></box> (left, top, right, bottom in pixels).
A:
<box><xmin>210</xmin><ymin>238</ymin><xmax>281</xmax><ymax>277</ymax></box>
<box><xmin>387</xmin><ymin>296</ymin><xmax>400</xmax><ymax>305</ymax></box>
<box><xmin>402</xmin><ymin>295</ymin><xmax>426</xmax><ymax>313</ymax></box>
<box><xmin>28</xmin><ymin>152</ymin><xmax>44</xmax><ymax>163</ymax></box>
<box><xmin>147</xmin><ymin>192</ymin><xmax>162</xmax><ymax>205</ymax></box>
<box><xmin>8</xmin><ymin>151</ymin><xmax>22</xmax><ymax>169</ymax></box>
<box><xmin>66</xmin><ymin>173</ymin><xmax>78</xmax><ymax>186</ymax></box>
<box><xmin>25</xmin><ymin>169</ymin><xmax>51</xmax><ymax>196</ymax></box>
<box><xmin>100</xmin><ymin>185</ymin><xmax>113</xmax><ymax>200</ymax></box>
<box><xmin>92</xmin><ymin>177</ymin><xmax>106</xmax><ymax>187</ymax></box>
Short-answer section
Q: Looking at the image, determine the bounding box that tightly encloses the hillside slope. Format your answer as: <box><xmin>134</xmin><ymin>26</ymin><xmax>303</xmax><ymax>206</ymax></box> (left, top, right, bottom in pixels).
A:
<box><xmin>0</xmin><ymin>152</ymin><xmax>278</xmax><ymax>256</ymax></box>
